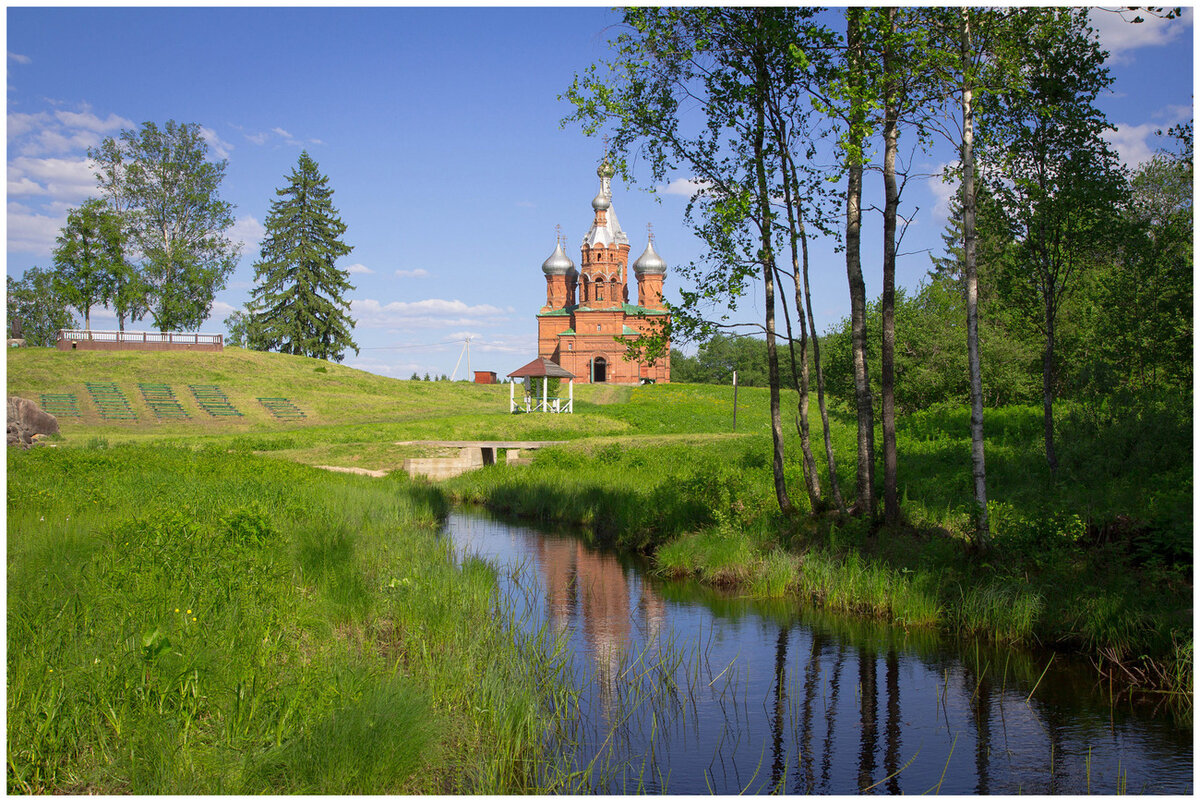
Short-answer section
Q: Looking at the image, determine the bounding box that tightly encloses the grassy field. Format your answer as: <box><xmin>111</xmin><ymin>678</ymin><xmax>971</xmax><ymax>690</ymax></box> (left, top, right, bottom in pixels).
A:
<box><xmin>6</xmin><ymin>346</ymin><xmax>1193</xmax><ymax>792</ymax></box>
<box><xmin>7</xmin><ymin>443</ymin><xmax>593</xmax><ymax>793</ymax></box>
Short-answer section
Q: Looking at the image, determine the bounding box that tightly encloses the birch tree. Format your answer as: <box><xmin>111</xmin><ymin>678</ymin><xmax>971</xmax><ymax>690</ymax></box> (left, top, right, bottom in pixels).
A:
<box><xmin>89</xmin><ymin>120</ymin><xmax>240</xmax><ymax>332</ymax></box>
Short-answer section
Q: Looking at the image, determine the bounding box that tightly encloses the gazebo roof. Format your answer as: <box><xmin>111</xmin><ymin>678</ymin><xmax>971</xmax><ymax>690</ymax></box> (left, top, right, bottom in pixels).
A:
<box><xmin>508</xmin><ymin>357</ymin><xmax>575</xmax><ymax>379</ymax></box>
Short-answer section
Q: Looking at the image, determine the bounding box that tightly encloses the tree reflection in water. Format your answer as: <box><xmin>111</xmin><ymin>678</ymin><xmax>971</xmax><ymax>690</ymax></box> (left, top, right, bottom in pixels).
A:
<box><xmin>447</xmin><ymin>512</ymin><xmax>1193</xmax><ymax>795</ymax></box>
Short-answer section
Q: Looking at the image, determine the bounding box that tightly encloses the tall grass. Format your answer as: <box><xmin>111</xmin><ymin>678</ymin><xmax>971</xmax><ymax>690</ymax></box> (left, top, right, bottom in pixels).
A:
<box><xmin>445</xmin><ymin>413</ymin><xmax>1189</xmax><ymax>687</ymax></box>
<box><xmin>6</xmin><ymin>444</ymin><xmax>575</xmax><ymax>794</ymax></box>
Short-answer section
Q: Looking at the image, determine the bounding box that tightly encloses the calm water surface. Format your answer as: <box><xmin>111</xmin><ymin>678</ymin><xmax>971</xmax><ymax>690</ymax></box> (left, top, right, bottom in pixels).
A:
<box><xmin>446</xmin><ymin>510</ymin><xmax>1192</xmax><ymax>794</ymax></box>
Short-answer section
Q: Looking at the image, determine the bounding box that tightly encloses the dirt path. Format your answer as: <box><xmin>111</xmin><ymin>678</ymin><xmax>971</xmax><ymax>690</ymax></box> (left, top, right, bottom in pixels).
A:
<box><xmin>314</xmin><ymin>464</ymin><xmax>389</xmax><ymax>478</ymax></box>
<box><xmin>586</xmin><ymin>385</ymin><xmax>632</xmax><ymax>405</ymax></box>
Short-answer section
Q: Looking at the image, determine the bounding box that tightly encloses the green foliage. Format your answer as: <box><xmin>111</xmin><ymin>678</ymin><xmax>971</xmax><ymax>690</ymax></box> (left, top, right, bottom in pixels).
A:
<box><xmin>51</xmin><ymin>198</ymin><xmax>131</xmax><ymax>330</ymax></box>
<box><xmin>246</xmin><ymin>678</ymin><xmax>433</xmax><ymax>794</ymax></box>
<box><xmin>6</xmin><ymin>267</ymin><xmax>76</xmax><ymax>346</ymax></box>
<box><xmin>89</xmin><ymin>121</ymin><xmax>240</xmax><ymax>332</ymax></box>
<box><xmin>1083</xmin><ymin>150</ymin><xmax>1193</xmax><ymax>398</ymax></box>
<box><xmin>822</xmin><ymin>281</ymin><xmax>1040</xmax><ymax>412</ymax></box>
<box><xmin>222</xmin><ymin>302</ymin><xmax>261</xmax><ymax>350</ymax></box>
<box><xmin>671</xmin><ymin>333</ymin><xmax>776</xmax><ymax>387</ymax></box>
<box><xmin>6</xmin><ymin>445</ymin><xmax>571</xmax><ymax>794</ymax></box>
<box><xmin>248</xmin><ymin>152</ymin><xmax>358</xmax><ymax>362</ymax></box>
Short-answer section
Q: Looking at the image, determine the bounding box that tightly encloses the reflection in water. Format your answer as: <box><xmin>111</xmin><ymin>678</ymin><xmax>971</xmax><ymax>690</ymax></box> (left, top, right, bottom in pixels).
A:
<box><xmin>447</xmin><ymin>511</ymin><xmax>1193</xmax><ymax>795</ymax></box>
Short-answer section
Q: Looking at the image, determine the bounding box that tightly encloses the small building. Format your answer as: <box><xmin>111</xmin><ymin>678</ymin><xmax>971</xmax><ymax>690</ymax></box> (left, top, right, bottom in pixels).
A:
<box><xmin>536</xmin><ymin>157</ymin><xmax>670</xmax><ymax>384</ymax></box>
<box><xmin>508</xmin><ymin>356</ymin><xmax>575</xmax><ymax>413</ymax></box>
<box><xmin>473</xmin><ymin>370</ymin><xmax>498</xmax><ymax>384</ymax></box>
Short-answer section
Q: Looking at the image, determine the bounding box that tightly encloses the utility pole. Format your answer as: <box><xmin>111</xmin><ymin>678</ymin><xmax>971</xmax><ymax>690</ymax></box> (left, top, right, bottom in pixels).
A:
<box><xmin>450</xmin><ymin>336</ymin><xmax>472</xmax><ymax>381</ymax></box>
<box><xmin>733</xmin><ymin>370</ymin><xmax>739</xmax><ymax>432</ymax></box>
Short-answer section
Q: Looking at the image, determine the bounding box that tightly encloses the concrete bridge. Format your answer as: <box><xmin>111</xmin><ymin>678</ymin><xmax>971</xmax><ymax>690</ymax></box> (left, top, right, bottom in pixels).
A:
<box><xmin>398</xmin><ymin>440</ymin><xmax>566</xmax><ymax>480</ymax></box>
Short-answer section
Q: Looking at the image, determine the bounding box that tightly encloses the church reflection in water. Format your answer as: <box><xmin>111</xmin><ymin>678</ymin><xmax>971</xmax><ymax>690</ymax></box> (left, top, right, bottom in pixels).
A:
<box><xmin>531</xmin><ymin>535</ymin><xmax>666</xmax><ymax>722</ymax></box>
<box><xmin>452</xmin><ymin>512</ymin><xmax>1192</xmax><ymax>795</ymax></box>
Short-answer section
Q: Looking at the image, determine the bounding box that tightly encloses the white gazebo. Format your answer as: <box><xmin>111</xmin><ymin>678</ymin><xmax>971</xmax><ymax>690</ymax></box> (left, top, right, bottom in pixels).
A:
<box><xmin>508</xmin><ymin>357</ymin><xmax>575</xmax><ymax>413</ymax></box>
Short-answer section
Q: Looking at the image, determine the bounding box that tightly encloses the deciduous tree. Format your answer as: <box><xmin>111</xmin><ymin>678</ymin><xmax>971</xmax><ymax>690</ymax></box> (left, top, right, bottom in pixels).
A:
<box><xmin>51</xmin><ymin>199</ymin><xmax>127</xmax><ymax>331</ymax></box>
<box><xmin>7</xmin><ymin>267</ymin><xmax>76</xmax><ymax>347</ymax></box>
<box><xmin>982</xmin><ymin>9</ymin><xmax>1126</xmax><ymax>471</ymax></box>
<box><xmin>89</xmin><ymin>120</ymin><xmax>240</xmax><ymax>332</ymax></box>
<box><xmin>566</xmin><ymin>7</ymin><xmax>841</xmax><ymax>516</ymax></box>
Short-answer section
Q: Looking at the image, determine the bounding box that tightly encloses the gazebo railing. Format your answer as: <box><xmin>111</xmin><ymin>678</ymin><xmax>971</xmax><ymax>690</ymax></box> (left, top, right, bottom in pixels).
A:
<box><xmin>509</xmin><ymin>383</ymin><xmax>574</xmax><ymax>414</ymax></box>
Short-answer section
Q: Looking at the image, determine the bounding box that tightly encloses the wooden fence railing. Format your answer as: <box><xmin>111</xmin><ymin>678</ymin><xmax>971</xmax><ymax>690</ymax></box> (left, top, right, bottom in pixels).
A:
<box><xmin>57</xmin><ymin>330</ymin><xmax>223</xmax><ymax>346</ymax></box>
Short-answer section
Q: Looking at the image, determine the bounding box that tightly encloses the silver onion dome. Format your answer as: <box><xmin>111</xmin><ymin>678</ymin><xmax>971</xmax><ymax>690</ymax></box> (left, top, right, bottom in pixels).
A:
<box><xmin>633</xmin><ymin>238</ymin><xmax>667</xmax><ymax>276</ymax></box>
<box><xmin>591</xmin><ymin>188</ymin><xmax>611</xmax><ymax>211</ymax></box>
<box><xmin>541</xmin><ymin>240</ymin><xmax>575</xmax><ymax>275</ymax></box>
<box><xmin>597</xmin><ymin>156</ymin><xmax>616</xmax><ymax>179</ymax></box>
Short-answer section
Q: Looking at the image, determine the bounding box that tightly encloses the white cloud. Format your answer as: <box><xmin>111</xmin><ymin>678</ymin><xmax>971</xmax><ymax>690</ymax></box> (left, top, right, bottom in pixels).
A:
<box><xmin>8</xmin><ymin>52</ymin><xmax>31</xmax><ymax>64</ymax></box>
<box><xmin>345</xmin><ymin>263</ymin><xmax>374</xmax><ymax>275</ymax></box>
<box><xmin>927</xmin><ymin>164</ymin><xmax>957</xmax><ymax>223</ymax></box>
<box><xmin>9</xmin><ymin>156</ymin><xmax>95</xmax><ymax>197</ymax></box>
<box><xmin>200</xmin><ymin>126</ymin><xmax>234</xmax><ymax>160</ymax></box>
<box><xmin>393</xmin><ymin>268</ymin><xmax>429</xmax><ymax>278</ymax></box>
<box><xmin>461</xmin><ymin>332</ymin><xmax>531</xmax><ymax>355</ymax></box>
<box><xmin>209</xmin><ymin>300</ymin><xmax>236</xmax><ymax>319</ymax></box>
<box><xmin>1103</xmin><ymin>122</ymin><xmax>1159</xmax><ymax>168</ymax></box>
<box><xmin>229</xmin><ymin>215</ymin><xmax>265</xmax><ymax>252</ymax></box>
<box><xmin>340</xmin><ymin>356</ymin><xmax>418</xmax><ymax>379</ymax></box>
<box><xmin>7</xmin><ymin>203</ymin><xmax>65</xmax><ymax>256</ymax></box>
<box><xmin>8</xmin><ymin>177</ymin><xmax>49</xmax><ymax>197</ymax></box>
<box><xmin>90</xmin><ymin>306</ymin><xmax>118</xmax><ymax>324</ymax></box>
<box><xmin>351</xmin><ymin>297</ymin><xmax>512</xmax><ymax>329</ymax></box>
<box><xmin>1089</xmin><ymin>7</ymin><xmax>1193</xmax><ymax>62</ymax></box>
<box><xmin>242</xmin><ymin>126</ymin><xmax>322</xmax><ymax>149</ymax></box>
<box><xmin>54</xmin><ymin>109</ymin><xmax>132</xmax><ymax>135</ymax></box>
<box><xmin>8</xmin><ymin>111</ymin><xmax>51</xmax><ymax>139</ymax></box>
<box><xmin>659</xmin><ymin>177</ymin><xmax>712</xmax><ymax>197</ymax></box>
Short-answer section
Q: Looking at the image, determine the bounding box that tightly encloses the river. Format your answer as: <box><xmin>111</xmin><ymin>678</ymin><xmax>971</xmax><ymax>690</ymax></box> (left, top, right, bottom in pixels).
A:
<box><xmin>445</xmin><ymin>509</ymin><xmax>1192</xmax><ymax>794</ymax></box>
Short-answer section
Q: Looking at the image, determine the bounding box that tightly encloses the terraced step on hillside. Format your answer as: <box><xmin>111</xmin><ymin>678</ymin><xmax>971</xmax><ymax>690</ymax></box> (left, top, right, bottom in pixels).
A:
<box><xmin>85</xmin><ymin>382</ymin><xmax>137</xmax><ymax>420</ymax></box>
<box><xmin>258</xmin><ymin>397</ymin><xmax>306</xmax><ymax>420</ymax></box>
<box><xmin>188</xmin><ymin>384</ymin><xmax>242</xmax><ymax>417</ymax></box>
<box><xmin>40</xmin><ymin>393</ymin><xmax>81</xmax><ymax>417</ymax></box>
<box><xmin>138</xmin><ymin>383</ymin><xmax>189</xmax><ymax>420</ymax></box>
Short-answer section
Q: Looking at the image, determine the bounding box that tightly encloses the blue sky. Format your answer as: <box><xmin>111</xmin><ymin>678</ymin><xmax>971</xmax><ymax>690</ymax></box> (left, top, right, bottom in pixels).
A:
<box><xmin>7</xmin><ymin>6</ymin><xmax>1193</xmax><ymax>379</ymax></box>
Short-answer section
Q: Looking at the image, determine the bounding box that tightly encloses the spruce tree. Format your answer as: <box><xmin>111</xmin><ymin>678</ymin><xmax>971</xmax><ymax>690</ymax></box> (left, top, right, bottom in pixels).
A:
<box><xmin>250</xmin><ymin>152</ymin><xmax>358</xmax><ymax>361</ymax></box>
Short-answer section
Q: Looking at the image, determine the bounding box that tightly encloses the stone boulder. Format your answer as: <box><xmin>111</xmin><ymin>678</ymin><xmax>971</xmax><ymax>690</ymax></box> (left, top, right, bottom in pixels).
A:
<box><xmin>7</xmin><ymin>396</ymin><xmax>59</xmax><ymax>449</ymax></box>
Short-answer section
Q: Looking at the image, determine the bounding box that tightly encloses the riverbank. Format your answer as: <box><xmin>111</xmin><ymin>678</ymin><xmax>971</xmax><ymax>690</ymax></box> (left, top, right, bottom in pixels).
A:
<box><xmin>442</xmin><ymin>405</ymin><xmax>1193</xmax><ymax>695</ymax></box>
<box><xmin>6</xmin><ymin>444</ymin><xmax>578</xmax><ymax>794</ymax></box>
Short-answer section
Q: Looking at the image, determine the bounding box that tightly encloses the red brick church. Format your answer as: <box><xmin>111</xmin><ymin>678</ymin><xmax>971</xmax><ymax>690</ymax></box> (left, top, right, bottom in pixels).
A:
<box><xmin>536</xmin><ymin>158</ymin><xmax>671</xmax><ymax>384</ymax></box>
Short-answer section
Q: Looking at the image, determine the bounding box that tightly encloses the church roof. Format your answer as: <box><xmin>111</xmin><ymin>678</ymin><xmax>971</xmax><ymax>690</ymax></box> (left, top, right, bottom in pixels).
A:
<box><xmin>622</xmin><ymin>302</ymin><xmax>669</xmax><ymax>316</ymax></box>
<box><xmin>582</xmin><ymin>168</ymin><xmax>629</xmax><ymax>250</ymax></box>
<box><xmin>541</xmin><ymin>241</ymin><xmax>575</xmax><ymax>276</ymax></box>
<box><xmin>633</xmin><ymin>238</ymin><xmax>667</xmax><ymax>276</ymax></box>
<box><xmin>508</xmin><ymin>356</ymin><xmax>576</xmax><ymax>379</ymax></box>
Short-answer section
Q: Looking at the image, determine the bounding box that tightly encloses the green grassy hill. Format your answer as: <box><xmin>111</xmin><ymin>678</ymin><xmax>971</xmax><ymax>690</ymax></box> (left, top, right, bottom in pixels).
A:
<box><xmin>6</xmin><ymin>346</ymin><xmax>779</xmax><ymax>453</ymax></box>
<box><xmin>6</xmin><ymin>347</ymin><xmax>520</xmax><ymax>434</ymax></box>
